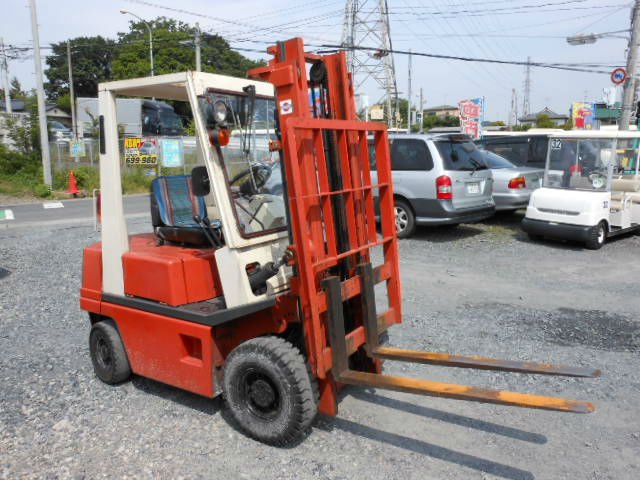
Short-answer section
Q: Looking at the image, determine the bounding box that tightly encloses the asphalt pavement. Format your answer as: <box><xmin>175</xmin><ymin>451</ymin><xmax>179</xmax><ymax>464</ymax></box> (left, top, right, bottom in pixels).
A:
<box><xmin>0</xmin><ymin>194</ymin><xmax>150</xmax><ymax>228</ymax></box>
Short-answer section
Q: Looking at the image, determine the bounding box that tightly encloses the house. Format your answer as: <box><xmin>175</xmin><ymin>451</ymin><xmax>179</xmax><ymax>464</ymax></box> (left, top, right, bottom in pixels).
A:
<box><xmin>0</xmin><ymin>99</ymin><xmax>72</xmax><ymax>148</ymax></box>
<box><xmin>518</xmin><ymin>107</ymin><xmax>569</xmax><ymax>127</ymax></box>
<box><xmin>423</xmin><ymin>104</ymin><xmax>459</xmax><ymax>119</ymax></box>
<box><xmin>594</xmin><ymin>102</ymin><xmax>621</xmax><ymax>126</ymax></box>
<box><xmin>45</xmin><ymin>104</ymin><xmax>71</xmax><ymax>123</ymax></box>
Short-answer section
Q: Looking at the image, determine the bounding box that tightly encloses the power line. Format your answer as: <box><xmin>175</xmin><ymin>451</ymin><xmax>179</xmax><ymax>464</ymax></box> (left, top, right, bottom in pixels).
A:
<box><xmin>313</xmin><ymin>43</ymin><xmax>614</xmax><ymax>74</ymax></box>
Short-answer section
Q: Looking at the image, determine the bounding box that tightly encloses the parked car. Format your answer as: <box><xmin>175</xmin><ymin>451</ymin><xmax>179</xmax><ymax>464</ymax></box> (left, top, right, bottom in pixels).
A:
<box><xmin>523</xmin><ymin>130</ymin><xmax>640</xmax><ymax>249</ymax></box>
<box><xmin>370</xmin><ymin>133</ymin><xmax>495</xmax><ymax>238</ymax></box>
<box><xmin>479</xmin><ymin>150</ymin><xmax>544</xmax><ymax>211</ymax></box>
<box><xmin>476</xmin><ymin>130</ymin><xmax>562</xmax><ymax>168</ymax></box>
<box><xmin>48</xmin><ymin>120</ymin><xmax>72</xmax><ymax>141</ymax></box>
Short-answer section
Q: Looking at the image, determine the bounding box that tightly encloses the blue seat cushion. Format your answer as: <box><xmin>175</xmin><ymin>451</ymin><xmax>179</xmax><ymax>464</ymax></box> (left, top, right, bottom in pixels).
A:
<box><xmin>151</xmin><ymin>175</ymin><xmax>207</xmax><ymax>228</ymax></box>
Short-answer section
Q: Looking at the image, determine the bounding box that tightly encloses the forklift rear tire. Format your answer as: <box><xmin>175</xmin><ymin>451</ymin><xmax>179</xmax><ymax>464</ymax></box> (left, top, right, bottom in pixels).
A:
<box><xmin>223</xmin><ymin>336</ymin><xmax>318</xmax><ymax>446</ymax></box>
<box><xmin>89</xmin><ymin>319</ymin><xmax>131</xmax><ymax>384</ymax></box>
<box><xmin>585</xmin><ymin>221</ymin><xmax>606</xmax><ymax>250</ymax></box>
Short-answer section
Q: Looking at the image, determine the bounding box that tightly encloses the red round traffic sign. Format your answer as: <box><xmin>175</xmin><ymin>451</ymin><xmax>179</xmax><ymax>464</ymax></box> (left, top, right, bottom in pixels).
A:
<box><xmin>611</xmin><ymin>67</ymin><xmax>627</xmax><ymax>85</ymax></box>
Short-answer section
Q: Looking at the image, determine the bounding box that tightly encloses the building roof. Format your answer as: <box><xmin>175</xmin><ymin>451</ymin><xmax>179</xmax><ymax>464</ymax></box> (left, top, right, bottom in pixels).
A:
<box><xmin>424</xmin><ymin>104</ymin><xmax>458</xmax><ymax>112</ymax></box>
<box><xmin>519</xmin><ymin>107</ymin><xmax>568</xmax><ymax>122</ymax></box>
<box><xmin>0</xmin><ymin>99</ymin><xmax>26</xmax><ymax>112</ymax></box>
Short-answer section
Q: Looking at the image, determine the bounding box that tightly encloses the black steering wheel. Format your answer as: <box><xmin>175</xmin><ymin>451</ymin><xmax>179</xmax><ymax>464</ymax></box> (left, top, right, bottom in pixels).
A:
<box><xmin>229</xmin><ymin>163</ymin><xmax>273</xmax><ymax>196</ymax></box>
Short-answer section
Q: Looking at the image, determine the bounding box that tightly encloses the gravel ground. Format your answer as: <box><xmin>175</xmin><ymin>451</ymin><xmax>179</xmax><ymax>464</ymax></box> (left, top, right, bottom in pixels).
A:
<box><xmin>1</xmin><ymin>211</ymin><xmax>639</xmax><ymax>479</ymax></box>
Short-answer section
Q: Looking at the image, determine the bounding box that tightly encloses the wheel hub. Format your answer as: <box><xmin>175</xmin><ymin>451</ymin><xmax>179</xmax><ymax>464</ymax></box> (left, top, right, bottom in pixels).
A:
<box><xmin>249</xmin><ymin>378</ymin><xmax>276</xmax><ymax>408</ymax></box>
<box><xmin>96</xmin><ymin>338</ymin><xmax>112</xmax><ymax>369</ymax></box>
<box><xmin>395</xmin><ymin>207</ymin><xmax>408</xmax><ymax>232</ymax></box>
<box><xmin>244</xmin><ymin>371</ymin><xmax>281</xmax><ymax>418</ymax></box>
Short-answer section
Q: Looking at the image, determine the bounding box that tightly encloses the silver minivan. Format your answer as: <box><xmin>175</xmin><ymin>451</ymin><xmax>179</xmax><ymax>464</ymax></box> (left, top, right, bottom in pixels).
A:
<box><xmin>371</xmin><ymin>133</ymin><xmax>495</xmax><ymax>238</ymax></box>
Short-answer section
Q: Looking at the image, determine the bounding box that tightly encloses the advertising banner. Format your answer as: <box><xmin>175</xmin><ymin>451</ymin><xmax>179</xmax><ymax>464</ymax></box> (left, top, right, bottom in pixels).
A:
<box><xmin>572</xmin><ymin>102</ymin><xmax>595</xmax><ymax>130</ymax></box>
<box><xmin>123</xmin><ymin>136</ymin><xmax>158</xmax><ymax>166</ymax></box>
<box><xmin>458</xmin><ymin>98</ymin><xmax>484</xmax><ymax>139</ymax></box>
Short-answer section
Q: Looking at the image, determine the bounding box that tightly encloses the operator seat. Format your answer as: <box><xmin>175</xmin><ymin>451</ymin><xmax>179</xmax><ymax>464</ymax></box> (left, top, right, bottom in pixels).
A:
<box><xmin>150</xmin><ymin>175</ymin><xmax>222</xmax><ymax>247</ymax></box>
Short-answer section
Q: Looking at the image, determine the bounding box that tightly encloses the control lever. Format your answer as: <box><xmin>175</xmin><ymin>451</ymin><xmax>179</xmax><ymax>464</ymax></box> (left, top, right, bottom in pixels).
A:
<box><xmin>247</xmin><ymin>251</ymin><xmax>292</xmax><ymax>293</ymax></box>
<box><xmin>201</xmin><ymin>216</ymin><xmax>223</xmax><ymax>247</ymax></box>
<box><xmin>193</xmin><ymin>215</ymin><xmax>222</xmax><ymax>248</ymax></box>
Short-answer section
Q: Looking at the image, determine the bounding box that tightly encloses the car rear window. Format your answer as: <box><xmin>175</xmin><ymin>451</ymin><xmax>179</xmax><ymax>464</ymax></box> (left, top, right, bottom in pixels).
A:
<box><xmin>390</xmin><ymin>139</ymin><xmax>434</xmax><ymax>171</ymax></box>
<box><xmin>481</xmin><ymin>151</ymin><xmax>515</xmax><ymax>169</ymax></box>
<box><xmin>482</xmin><ymin>140</ymin><xmax>529</xmax><ymax>165</ymax></box>
<box><xmin>368</xmin><ymin>138</ymin><xmax>434</xmax><ymax>171</ymax></box>
<box><xmin>435</xmin><ymin>138</ymin><xmax>488</xmax><ymax>171</ymax></box>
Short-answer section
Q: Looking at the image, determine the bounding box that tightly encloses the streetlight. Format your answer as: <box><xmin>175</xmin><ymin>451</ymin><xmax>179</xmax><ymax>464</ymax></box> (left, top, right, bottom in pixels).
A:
<box><xmin>567</xmin><ymin>23</ymin><xmax>637</xmax><ymax>129</ymax></box>
<box><xmin>120</xmin><ymin>9</ymin><xmax>154</xmax><ymax>76</ymax></box>
<box><xmin>566</xmin><ymin>30</ymin><xmax>630</xmax><ymax>45</ymax></box>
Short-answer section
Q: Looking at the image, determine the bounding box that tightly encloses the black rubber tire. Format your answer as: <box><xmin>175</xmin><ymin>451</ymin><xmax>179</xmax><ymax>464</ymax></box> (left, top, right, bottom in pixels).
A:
<box><xmin>89</xmin><ymin>319</ymin><xmax>131</xmax><ymax>384</ymax></box>
<box><xmin>223</xmin><ymin>336</ymin><xmax>318</xmax><ymax>446</ymax></box>
<box><xmin>528</xmin><ymin>233</ymin><xmax>543</xmax><ymax>242</ymax></box>
<box><xmin>394</xmin><ymin>199</ymin><xmax>416</xmax><ymax>239</ymax></box>
<box><xmin>585</xmin><ymin>221</ymin><xmax>607</xmax><ymax>250</ymax></box>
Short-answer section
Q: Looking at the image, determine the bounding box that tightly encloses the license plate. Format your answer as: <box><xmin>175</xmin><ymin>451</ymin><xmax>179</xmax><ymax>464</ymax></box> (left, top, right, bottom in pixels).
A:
<box><xmin>466</xmin><ymin>182</ymin><xmax>480</xmax><ymax>194</ymax></box>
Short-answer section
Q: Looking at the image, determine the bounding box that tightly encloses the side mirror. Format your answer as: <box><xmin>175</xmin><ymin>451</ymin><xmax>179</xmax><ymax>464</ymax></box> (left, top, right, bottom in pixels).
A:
<box><xmin>191</xmin><ymin>166</ymin><xmax>210</xmax><ymax>197</ymax></box>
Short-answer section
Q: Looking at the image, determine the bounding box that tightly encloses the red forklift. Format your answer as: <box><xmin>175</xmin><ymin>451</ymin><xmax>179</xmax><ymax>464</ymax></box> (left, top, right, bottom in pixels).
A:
<box><xmin>80</xmin><ymin>38</ymin><xmax>599</xmax><ymax>446</ymax></box>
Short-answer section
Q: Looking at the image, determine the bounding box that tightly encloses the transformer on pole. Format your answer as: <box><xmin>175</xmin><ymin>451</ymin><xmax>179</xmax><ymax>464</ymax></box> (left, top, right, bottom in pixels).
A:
<box><xmin>341</xmin><ymin>0</ymin><xmax>398</xmax><ymax>127</ymax></box>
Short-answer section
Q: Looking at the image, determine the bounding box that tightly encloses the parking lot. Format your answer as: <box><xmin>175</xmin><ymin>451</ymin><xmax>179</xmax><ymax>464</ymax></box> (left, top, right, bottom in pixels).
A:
<box><xmin>1</xmin><ymin>211</ymin><xmax>639</xmax><ymax>479</ymax></box>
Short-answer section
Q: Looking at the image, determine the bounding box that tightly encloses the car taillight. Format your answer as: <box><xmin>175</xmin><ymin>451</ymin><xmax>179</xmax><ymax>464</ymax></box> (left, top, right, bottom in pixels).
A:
<box><xmin>508</xmin><ymin>176</ymin><xmax>526</xmax><ymax>189</ymax></box>
<box><xmin>436</xmin><ymin>175</ymin><xmax>453</xmax><ymax>200</ymax></box>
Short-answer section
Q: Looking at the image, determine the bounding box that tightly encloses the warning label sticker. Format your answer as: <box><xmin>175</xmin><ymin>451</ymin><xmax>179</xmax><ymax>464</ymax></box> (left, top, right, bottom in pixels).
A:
<box><xmin>280</xmin><ymin>99</ymin><xmax>293</xmax><ymax>115</ymax></box>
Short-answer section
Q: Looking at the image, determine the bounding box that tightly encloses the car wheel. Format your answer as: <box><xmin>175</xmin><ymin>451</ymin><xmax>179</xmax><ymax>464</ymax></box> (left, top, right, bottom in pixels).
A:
<box><xmin>585</xmin><ymin>221</ymin><xmax>607</xmax><ymax>250</ymax></box>
<box><xmin>394</xmin><ymin>199</ymin><xmax>415</xmax><ymax>238</ymax></box>
<box><xmin>89</xmin><ymin>319</ymin><xmax>131</xmax><ymax>384</ymax></box>
<box><xmin>223</xmin><ymin>336</ymin><xmax>318</xmax><ymax>446</ymax></box>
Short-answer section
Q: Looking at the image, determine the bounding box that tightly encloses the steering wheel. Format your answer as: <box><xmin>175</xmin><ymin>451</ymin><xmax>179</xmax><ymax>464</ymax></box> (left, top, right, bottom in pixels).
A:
<box><xmin>229</xmin><ymin>163</ymin><xmax>272</xmax><ymax>196</ymax></box>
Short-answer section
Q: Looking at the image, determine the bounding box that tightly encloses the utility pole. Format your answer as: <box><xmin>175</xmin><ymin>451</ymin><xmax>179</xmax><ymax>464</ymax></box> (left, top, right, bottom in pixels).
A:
<box><xmin>419</xmin><ymin>87</ymin><xmax>424</xmax><ymax>132</ymax></box>
<box><xmin>620</xmin><ymin>0</ymin><xmax>640</xmax><ymax>129</ymax></box>
<box><xmin>1</xmin><ymin>38</ymin><xmax>12</xmax><ymax>113</ymax></box>
<box><xmin>407</xmin><ymin>50</ymin><xmax>412</xmax><ymax>132</ymax></box>
<box><xmin>67</xmin><ymin>41</ymin><xmax>77</xmax><ymax>139</ymax></box>
<box><xmin>195</xmin><ymin>23</ymin><xmax>202</xmax><ymax>72</ymax></box>
<box><xmin>29</xmin><ymin>0</ymin><xmax>52</xmax><ymax>187</ymax></box>
<box><xmin>523</xmin><ymin>56</ymin><xmax>531</xmax><ymax>117</ymax></box>
<box><xmin>509</xmin><ymin>88</ymin><xmax>518</xmax><ymax>127</ymax></box>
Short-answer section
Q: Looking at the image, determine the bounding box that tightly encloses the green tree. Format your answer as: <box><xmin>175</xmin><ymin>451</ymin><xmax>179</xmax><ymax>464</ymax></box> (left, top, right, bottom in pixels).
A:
<box><xmin>112</xmin><ymin>17</ymin><xmax>262</xmax><ymax>79</ymax></box>
<box><xmin>490</xmin><ymin>120</ymin><xmax>506</xmax><ymax>126</ymax></box>
<box><xmin>4</xmin><ymin>95</ymin><xmax>40</xmax><ymax>156</ymax></box>
<box><xmin>10</xmin><ymin>77</ymin><xmax>26</xmax><ymax>100</ymax></box>
<box><xmin>45</xmin><ymin>36</ymin><xmax>116</xmax><ymax>100</ymax></box>
<box><xmin>535</xmin><ymin>114</ymin><xmax>555</xmax><ymax>128</ymax></box>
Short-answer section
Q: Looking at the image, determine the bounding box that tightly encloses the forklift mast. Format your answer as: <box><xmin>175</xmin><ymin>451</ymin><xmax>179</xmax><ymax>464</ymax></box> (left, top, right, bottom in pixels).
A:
<box><xmin>250</xmin><ymin>38</ymin><xmax>599</xmax><ymax>416</ymax></box>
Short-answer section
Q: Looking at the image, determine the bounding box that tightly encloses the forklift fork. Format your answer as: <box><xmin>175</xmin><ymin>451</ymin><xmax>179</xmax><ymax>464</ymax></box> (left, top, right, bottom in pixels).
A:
<box><xmin>323</xmin><ymin>263</ymin><xmax>600</xmax><ymax>414</ymax></box>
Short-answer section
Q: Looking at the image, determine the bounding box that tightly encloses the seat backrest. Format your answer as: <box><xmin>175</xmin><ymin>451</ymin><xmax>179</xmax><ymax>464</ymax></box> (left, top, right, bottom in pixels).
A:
<box><xmin>612</xmin><ymin>176</ymin><xmax>640</xmax><ymax>193</ymax></box>
<box><xmin>151</xmin><ymin>175</ymin><xmax>206</xmax><ymax>228</ymax></box>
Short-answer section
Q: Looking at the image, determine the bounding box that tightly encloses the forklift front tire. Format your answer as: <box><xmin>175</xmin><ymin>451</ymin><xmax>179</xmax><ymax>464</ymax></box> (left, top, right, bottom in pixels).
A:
<box><xmin>89</xmin><ymin>319</ymin><xmax>132</xmax><ymax>384</ymax></box>
<box><xmin>223</xmin><ymin>336</ymin><xmax>318</xmax><ymax>446</ymax></box>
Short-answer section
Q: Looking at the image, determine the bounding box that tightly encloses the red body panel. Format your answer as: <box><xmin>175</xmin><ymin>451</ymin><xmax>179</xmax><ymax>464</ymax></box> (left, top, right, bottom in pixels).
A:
<box><xmin>80</xmin><ymin>233</ymin><xmax>293</xmax><ymax>397</ymax></box>
<box><xmin>122</xmin><ymin>234</ymin><xmax>222</xmax><ymax>306</ymax></box>
<box><xmin>101</xmin><ymin>302</ymin><xmax>215</xmax><ymax>397</ymax></box>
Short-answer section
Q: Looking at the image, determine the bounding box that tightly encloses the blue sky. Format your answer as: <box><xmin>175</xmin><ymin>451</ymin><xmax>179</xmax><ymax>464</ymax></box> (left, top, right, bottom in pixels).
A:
<box><xmin>2</xmin><ymin>0</ymin><xmax>632</xmax><ymax>120</ymax></box>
